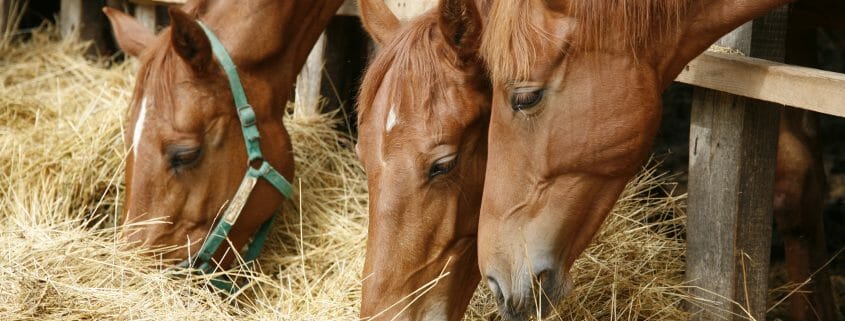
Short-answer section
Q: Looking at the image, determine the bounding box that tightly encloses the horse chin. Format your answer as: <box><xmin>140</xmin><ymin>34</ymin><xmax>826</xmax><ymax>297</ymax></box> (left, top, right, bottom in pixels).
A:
<box><xmin>494</xmin><ymin>270</ymin><xmax>573</xmax><ymax>321</ymax></box>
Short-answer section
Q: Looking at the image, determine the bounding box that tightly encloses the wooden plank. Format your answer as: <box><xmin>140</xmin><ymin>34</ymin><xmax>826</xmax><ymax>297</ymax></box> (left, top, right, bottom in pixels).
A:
<box><xmin>134</xmin><ymin>4</ymin><xmax>157</xmax><ymax>31</ymax></box>
<box><xmin>60</xmin><ymin>0</ymin><xmax>82</xmax><ymax>38</ymax></box>
<box><xmin>686</xmin><ymin>7</ymin><xmax>788</xmax><ymax>321</ymax></box>
<box><xmin>0</xmin><ymin>0</ymin><xmax>9</xmax><ymax>35</ymax></box>
<box><xmin>294</xmin><ymin>32</ymin><xmax>327</xmax><ymax>116</ymax></box>
<box><xmin>676</xmin><ymin>52</ymin><xmax>845</xmax><ymax>117</ymax></box>
<box><xmin>60</xmin><ymin>0</ymin><xmax>109</xmax><ymax>56</ymax></box>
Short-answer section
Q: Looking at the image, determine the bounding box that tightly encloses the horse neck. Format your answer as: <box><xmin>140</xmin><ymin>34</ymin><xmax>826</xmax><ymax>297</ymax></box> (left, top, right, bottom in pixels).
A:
<box><xmin>191</xmin><ymin>0</ymin><xmax>342</xmax><ymax>113</ymax></box>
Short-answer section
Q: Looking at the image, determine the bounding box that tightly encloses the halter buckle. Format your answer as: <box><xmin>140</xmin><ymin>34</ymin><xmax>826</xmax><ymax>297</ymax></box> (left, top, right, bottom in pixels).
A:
<box><xmin>238</xmin><ymin>104</ymin><xmax>257</xmax><ymax>127</ymax></box>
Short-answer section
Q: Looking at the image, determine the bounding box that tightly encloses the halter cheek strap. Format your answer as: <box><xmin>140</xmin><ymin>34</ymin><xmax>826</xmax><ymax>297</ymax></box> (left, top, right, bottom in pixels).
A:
<box><xmin>176</xmin><ymin>21</ymin><xmax>294</xmax><ymax>290</ymax></box>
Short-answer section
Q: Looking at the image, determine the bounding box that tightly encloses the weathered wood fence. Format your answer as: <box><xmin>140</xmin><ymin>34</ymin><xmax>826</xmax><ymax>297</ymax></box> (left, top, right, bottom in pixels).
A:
<box><xmin>44</xmin><ymin>0</ymin><xmax>436</xmax><ymax>117</ymax></box>
<box><xmin>8</xmin><ymin>1</ymin><xmax>845</xmax><ymax>320</ymax></box>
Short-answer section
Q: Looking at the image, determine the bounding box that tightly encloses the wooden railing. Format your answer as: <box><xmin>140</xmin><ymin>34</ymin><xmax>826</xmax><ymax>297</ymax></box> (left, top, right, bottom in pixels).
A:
<box><xmin>678</xmin><ymin>51</ymin><xmax>845</xmax><ymax>118</ymax></box>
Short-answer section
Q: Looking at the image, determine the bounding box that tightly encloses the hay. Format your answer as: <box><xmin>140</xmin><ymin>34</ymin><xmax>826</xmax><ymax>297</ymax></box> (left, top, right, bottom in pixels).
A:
<box><xmin>0</xmin><ymin>25</ymin><xmax>691</xmax><ymax>320</ymax></box>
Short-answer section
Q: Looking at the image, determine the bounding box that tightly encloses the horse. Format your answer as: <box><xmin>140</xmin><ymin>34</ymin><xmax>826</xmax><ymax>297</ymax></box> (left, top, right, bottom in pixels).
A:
<box><xmin>770</xmin><ymin>0</ymin><xmax>845</xmax><ymax>319</ymax></box>
<box><xmin>103</xmin><ymin>0</ymin><xmax>343</xmax><ymax>269</ymax></box>
<box><xmin>355</xmin><ymin>0</ymin><xmax>488</xmax><ymax>319</ymax></box>
<box><xmin>475</xmin><ymin>0</ymin><xmax>839</xmax><ymax>320</ymax></box>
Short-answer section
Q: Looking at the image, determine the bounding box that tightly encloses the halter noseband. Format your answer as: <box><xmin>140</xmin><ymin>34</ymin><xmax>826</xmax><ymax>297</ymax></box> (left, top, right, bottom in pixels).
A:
<box><xmin>176</xmin><ymin>21</ymin><xmax>293</xmax><ymax>288</ymax></box>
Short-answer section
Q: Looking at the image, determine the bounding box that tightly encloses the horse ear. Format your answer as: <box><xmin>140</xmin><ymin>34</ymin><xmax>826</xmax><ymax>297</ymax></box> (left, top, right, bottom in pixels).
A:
<box><xmin>661</xmin><ymin>0</ymin><xmax>789</xmax><ymax>83</ymax></box>
<box><xmin>438</xmin><ymin>0</ymin><xmax>483</xmax><ymax>64</ymax></box>
<box><xmin>168</xmin><ymin>8</ymin><xmax>213</xmax><ymax>74</ymax></box>
<box><xmin>360</xmin><ymin>0</ymin><xmax>401</xmax><ymax>45</ymax></box>
<box><xmin>102</xmin><ymin>7</ymin><xmax>154</xmax><ymax>57</ymax></box>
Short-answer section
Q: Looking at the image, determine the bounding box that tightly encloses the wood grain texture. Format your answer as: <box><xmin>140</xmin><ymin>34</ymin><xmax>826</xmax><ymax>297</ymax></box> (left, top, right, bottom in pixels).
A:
<box><xmin>295</xmin><ymin>32</ymin><xmax>327</xmax><ymax>116</ymax></box>
<box><xmin>0</xmin><ymin>0</ymin><xmax>8</xmax><ymax>34</ymax></box>
<box><xmin>134</xmin><ymin>4</ymin><xmax>157</xmax><ymax>31</ymax></box>
<box><xmin>686</xmin><ymin>6</ymin><xmax>788</xmax><ymax>321</ymax></box>
<box><xmin>676</xmin><ymin>52</ymin><xmax>845</xmax><ymax>117</ymax></box>
<box><xmin>60</xmin><ymin>0</ymin><xmax>109</xmax><ymax>56</ymax></box>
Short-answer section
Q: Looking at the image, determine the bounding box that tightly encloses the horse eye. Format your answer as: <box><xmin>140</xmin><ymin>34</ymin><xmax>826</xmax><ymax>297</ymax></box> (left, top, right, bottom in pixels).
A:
<box><xmin>168</xmin><ymin>146</ymin><xmax>202</xmax><ymax>171</ymax></box>
<box><xmin>428</xmin><ymin>154</ymin><xmax>458</xmax><ymax>179</ymax></box>
<box><xmin>510</xmin><ymin>88</ymin><xmax>544</xmax><ymax>111</ymax></box>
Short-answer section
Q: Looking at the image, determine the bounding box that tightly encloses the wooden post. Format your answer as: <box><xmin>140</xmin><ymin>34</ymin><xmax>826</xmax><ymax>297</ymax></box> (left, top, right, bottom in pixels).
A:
<box><xmin>294</xmin><ymin>32</ymin><xmax>327</xmax><ymax>116</ymax></box>
<box><xmin>686</xmin><ymin>6</ymin><xmax>789</xmax><ymax>321</ymax></box>
<box><xmin>295</xmin><ymin>0</ymin><xmax>434</xmax><ymax>118</ymax></box>
<box><xmin>134</xmin><ymin>4</ymin><xmax>156</xmax><ymax>31</ymax></box>
<box><xmin>60</xmin><ymin>0</ymin><xmax>109</xmax><ymax>56</ymax></box>
<box><xmin>0</xmin><ymin>0</ymin><xmax>9</xmax><ymax>35</ymax></box>
<box><xmin>129</xmin><ymin>0</ymin><xmax>188</xmax><ymax>32</ymax></box>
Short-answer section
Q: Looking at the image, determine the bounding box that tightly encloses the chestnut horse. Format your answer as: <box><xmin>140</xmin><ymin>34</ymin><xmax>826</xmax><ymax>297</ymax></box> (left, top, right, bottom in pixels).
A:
<box><xmin>477</xmin><ymin>0</ymin><xmax>837</xmax><ymax>320</ymax></box>
<box><xmin>356</xmin><ymin>0</ymin><xmax>488</xmax><ymax>319</ymax></box>
<box><xmin>103</xmin><ymin>0</ymin><xmax>342</xmax><ymax>268</ymax></box>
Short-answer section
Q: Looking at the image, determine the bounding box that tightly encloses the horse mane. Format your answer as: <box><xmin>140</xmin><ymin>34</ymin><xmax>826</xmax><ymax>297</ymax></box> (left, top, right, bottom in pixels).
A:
<box><xmin>480</xmin><ymin>0</ymin><xmax>692</xmax><ymax>83</ymax></box>
<box><xmin>357</xmin><ymin>11</ymin><xmax>457</xmax><ymax>127</ymax></box>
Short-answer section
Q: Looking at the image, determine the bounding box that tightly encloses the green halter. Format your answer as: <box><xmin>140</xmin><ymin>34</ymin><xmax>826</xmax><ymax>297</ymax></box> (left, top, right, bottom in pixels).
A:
<box><xmin>176</xmin><ymin>21</ymin><xmax>294</xmax><ymax>290</ymax></box>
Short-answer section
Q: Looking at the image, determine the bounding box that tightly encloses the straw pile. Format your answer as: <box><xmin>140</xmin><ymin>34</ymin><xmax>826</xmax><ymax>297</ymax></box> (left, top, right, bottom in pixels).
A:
<box><xmin>0</xmin><ymin>25</ymin><xmax>691</xmax><ymax>320</ymax></box>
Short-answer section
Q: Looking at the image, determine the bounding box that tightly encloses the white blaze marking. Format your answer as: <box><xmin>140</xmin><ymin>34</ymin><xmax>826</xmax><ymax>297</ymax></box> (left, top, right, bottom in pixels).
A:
<box><xmin>133</xmin><ymin>96</ymin><xmax>148</xmax><ymax>161</ymax></box>
<box><xmin>385</xmin><ymin>106</ymin><xmax>398</xmax><ymax>133</ymax></box>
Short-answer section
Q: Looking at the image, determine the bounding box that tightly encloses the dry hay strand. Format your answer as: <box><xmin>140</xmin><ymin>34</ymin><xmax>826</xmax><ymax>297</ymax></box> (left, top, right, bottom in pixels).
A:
<box><xmin>1</xmin><ymin>26</ymin><xmax>694</xmax><ymax>320</ymax></box>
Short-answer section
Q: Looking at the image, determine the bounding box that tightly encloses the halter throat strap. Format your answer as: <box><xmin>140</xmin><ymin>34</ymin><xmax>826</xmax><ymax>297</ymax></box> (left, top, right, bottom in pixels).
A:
<box><xmin>177</xmin><ymin>21</ymin><xmax>294</xmax><ymax>285</ymax></box>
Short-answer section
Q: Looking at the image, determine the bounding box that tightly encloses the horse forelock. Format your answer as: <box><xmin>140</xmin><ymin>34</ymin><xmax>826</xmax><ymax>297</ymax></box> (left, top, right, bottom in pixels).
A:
<box><xmin>131</xmin><ymin>30</ymin><xmax>188</xmax><ymax>126</ymax></box>
<box><xmin>358</xmin><ymin>12</ymin><xmax>457</xmax><ymax>130</ymax></box>
<box><xmin>481</xmin><ymin>0</ymin><xmax>692</xmax><ymax>84</ymax></box>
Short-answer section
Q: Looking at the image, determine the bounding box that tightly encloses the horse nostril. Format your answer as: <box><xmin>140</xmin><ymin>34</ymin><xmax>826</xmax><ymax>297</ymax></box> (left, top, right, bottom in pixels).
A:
<box><xmin>486</xmin><ymin>276</ymin><xmax>505</xmax><ymax>304</ymax></box>
<box><xmin>535</xmin><ymin>269</ymin><xmax>553</xmax><ymax>287</ymax></box>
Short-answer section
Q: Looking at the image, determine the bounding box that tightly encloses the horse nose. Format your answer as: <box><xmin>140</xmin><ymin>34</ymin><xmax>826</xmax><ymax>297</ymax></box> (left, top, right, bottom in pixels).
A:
<box><xmin>487</xmin><ymin>275</ymin><xmax>529</xmax><ymax>320</ymax></box>
<box><xmin>487</xmin><ymin>276</ymin><xmax>505</xmax><ymax>305</ymax></box>
<box><xmin>535</xmin><ymin>268</ymin><xmax>553</xmax><ymax>288</ymax></box>
<box><xmin>485</xmin><ymin>268</ymin><xmax>558</xmax><ymax>321</ymax></box>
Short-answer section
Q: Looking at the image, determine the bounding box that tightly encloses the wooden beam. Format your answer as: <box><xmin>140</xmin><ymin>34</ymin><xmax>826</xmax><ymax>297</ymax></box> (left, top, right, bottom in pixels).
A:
<box><xmin>134</xmin><ymin>4</ymin><xmax>157</xmax><ymax>31</ymax></box>
<box><xmin>0</xmin><ymin>0</ymin><xmax>10</xmax><ymax>35</ymax></box>
<box><xmin>677</xmin><ymin>51</ymin><xmax>845</xmax><ymax>117</ymax></box>
<box><xmin>295</xmin><ymin>32</ymin><xmax>327</xmax><ymax>116</ymax></box>
<box><xmin>686</xmin><ymin>7</ymin><xmax>788</xmax><ymax>321</ymax></box>
<box><xmin>60</xmin><ymin>0</ymin><xmax>109</xmax><ymax>56</ymax></box>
